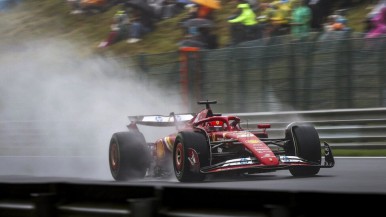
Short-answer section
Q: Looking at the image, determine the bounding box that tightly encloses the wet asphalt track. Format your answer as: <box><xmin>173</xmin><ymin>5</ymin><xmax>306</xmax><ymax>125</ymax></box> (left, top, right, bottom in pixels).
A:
<box><xmin>0</xmin><ymin>157</ymin><xmax>385</xmax><ymax>194</ymax></box>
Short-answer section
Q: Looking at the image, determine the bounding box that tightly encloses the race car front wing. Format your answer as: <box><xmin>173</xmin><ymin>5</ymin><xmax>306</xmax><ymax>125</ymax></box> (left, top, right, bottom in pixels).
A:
<box><xmin>200</xmin><ymin>142</ymin><xmax>335</xmax><ymax>174</ymax></box>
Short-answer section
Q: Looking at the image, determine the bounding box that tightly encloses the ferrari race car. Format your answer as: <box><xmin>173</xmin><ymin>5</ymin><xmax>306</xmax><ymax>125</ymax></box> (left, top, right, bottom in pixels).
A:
<box><xmin>109</xmin><ymin>100</ymin><xmax>335</xmax><ymax>182</ymax></box>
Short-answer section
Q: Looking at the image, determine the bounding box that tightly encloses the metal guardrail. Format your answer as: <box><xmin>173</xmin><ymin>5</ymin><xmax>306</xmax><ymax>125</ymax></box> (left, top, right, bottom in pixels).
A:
<box><xmin>231</xmin><ymin>107</ymin><xmax>386</xmax><ymax>149</ymax></box>
<box><xmin>1</xmin><ymin>109</ymin><xmax>385</xmax><ymax>217</ymax></box>
<box><xmin>0</xmin><ymin>183</ymin><xmax>157</xmax><ymax>217</ymax></box>
<box><xmin>1</xmin><ymin>108</ymin><xmax>386</xmax><ymax>155</ymax></box>
<box><xmin>0</xmin><ymin>182</ymin><xmax>385</xmax><ymax>217</ymax></box>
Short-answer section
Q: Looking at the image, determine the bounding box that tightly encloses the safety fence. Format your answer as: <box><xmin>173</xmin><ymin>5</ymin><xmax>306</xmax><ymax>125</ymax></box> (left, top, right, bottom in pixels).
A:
<box><xmin>0</xmin><ymin>182</ymin><xmax>384</xmax><ymax>217</ymax></box>
<box><xmin>233</xmin><ymin>107</ymin><xmax>386</xmax><ymax>149</ymax></box>
<box><xmin>116</xmin><ymin>33</ymin><xmax>386</xmax><ymax>113</ymax></box>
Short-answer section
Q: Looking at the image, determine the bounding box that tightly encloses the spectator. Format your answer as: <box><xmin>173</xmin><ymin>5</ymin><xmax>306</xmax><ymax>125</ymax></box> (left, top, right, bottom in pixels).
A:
<box><xmin>228</xmin><ymin>0</ymin><xmax>258</xmax><ymax>45</ymax></box>
<box><xmin>256</xmin><ymin>2</ymin><xmax>275</xmax><ymax>37</ymax></box>
<box><xmin>256</xmin><ymin>2</ymin><xmax>274</xmax><ymax>22</ymax></box>
<box><xmin>198</xmin><ymin>5</ymin><xmax>213</xmax><ymax>19</ymax></box>
<box><xmin>289</xmin><ymin>0</ymin><xmax>312</xmax><ymax>41</ymax></box>
<box><xmin>184</xmin><ymin>3</ymin><xmax>199</xmax><ymax>19</ymax></box>
<box><xmin>196</xmin><ymin>27</ymin><xmax>218</xmax><ymax>49</ymax></box>
<box><xmin>180</xmin><ymin>3</ymin><xmax>214</xmax><ymax>20</ymax></box>
<box><xmin>247</xmin><ymin>0</ymin><xmax>259</xmax><ymax>12</ymax></box>
<box><xmin>179</xmin><ymin>3</ymin><xmax>214</xmax><ymax>35</ymax></box>
<box><xmin>324</xmin><ymin>15</ymin><xmax>345</xmax><ymax>31</ymax></box>
<box><xmin>175</xmin><ymin>0</ymin><xmax>191</xmax><ymax>12</ymax></box>
<box><xmin>267</xmin><ymin>0</ymin><xmax>292</xmax><ymax>36</ymax></box>
<box><xmin>98</xmin><ymin>9</ymin><xmax>130</xmax><ymax>48</ymax></box>
<box><xmin>148</xmin><ymin>0</ymin><xmax>164</xmax><ymax>19</ymax></box>
<box><xmin>308</xmin><ymin>0</ymin><xmax>323</xmax><ymax>31</ymax></box>
<box><xmin>318</xmin><ymin>14</ymin><xmax>348</xmax><ymax>42</ymax></box>
<box><xmin>161</xmin><ymin>0</ymin><xmax>177</xmax><ymax>19</ymax></box>
<box><xmin>178</xmin><ymin>23</ymin><xmax>218</xmax><ymax>49</ymax></box>
<box><xmin>126</xmin><ymin>9</ymin><xmax>155</xmax><ymax>43</ymax></box>
<box><xmin>364</xmin><ymin>0</ymin><xmax>386</xmax><ymax>33</ymax></box>
<box><xmin>366</xmin><ymin>6</ymin><xmax>386</xmax><ymax>38</ymax></box>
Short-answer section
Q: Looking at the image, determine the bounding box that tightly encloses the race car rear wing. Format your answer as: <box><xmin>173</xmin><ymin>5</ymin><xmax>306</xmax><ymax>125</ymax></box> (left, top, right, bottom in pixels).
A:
<box><xmin>128</xmin><ymin>113</ymin><xmax>195</xmax><ymax>127</ymax></box>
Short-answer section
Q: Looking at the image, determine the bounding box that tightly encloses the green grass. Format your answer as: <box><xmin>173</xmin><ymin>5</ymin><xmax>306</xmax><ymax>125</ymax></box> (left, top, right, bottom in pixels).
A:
<box><xmin>332</xmin><ymin>149</ymin><xmax>386</xmax><ymax>157</ymax></box>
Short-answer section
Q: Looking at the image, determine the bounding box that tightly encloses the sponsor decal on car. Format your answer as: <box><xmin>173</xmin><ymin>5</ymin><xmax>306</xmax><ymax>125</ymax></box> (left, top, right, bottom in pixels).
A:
<box><xmin>245</xmin><ymin>139</ymin><xmax>260</xmax><ymax>144</ymax></box>
<box><xmin>187</xmin><ymin>148</ymin><xmax>200</xmax><ymax>172</ymax></box>
<box><xmin>224</xmin><ymin>131</ymin><xmax>254</xmax><ymax>138</ymax></box>
<box><xmin>155</xmin><ymin>116</ymin><xmax>163</xmax><ymax>122</ymax></box>
<box><xmin>240</xmin><ymin>158</ymin><xmax>249</xmax><ymax>165</ymax></box>
<box><xmin>235</xmin><ymin>132</ymin><xmax>254</xmax><ymax>138</ymax></box>
<box><xmin>222</xmin><ymin>157</ymin><xmax>255</xmax><ymax>167</ymax></box>
<box><xmin>279</xmin><ymin>156</ymin><xmax>304</xmax><ymax>163</ymax></box>
<box><xmin>254</xmin><ymin>148</ymin><xmax>271</xmax><ymax>151</ymax></box>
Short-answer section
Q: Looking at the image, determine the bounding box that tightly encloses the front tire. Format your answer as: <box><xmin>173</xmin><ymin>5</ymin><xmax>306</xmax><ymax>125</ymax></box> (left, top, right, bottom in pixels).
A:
<box><xmin>285</xmin><ymin>123</ymin><xmax>321</xmax><ymax>176</ymax></box>
<box><xmin>173</xmin><ymin>131</ymin><xmax>209</xmax><ymax>182</ymax></box>
<box><xmin>109</xmin><ymin>131</ymin><xmax>150</xmax><ymax>181</ymax></box>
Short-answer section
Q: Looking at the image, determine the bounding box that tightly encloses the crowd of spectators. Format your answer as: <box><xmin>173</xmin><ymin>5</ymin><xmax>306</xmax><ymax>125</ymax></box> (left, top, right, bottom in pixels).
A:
<box><xmin>226</xmin><ymin>0</ymin><xmax>330</xmax><ymax>45</ymax></box>
<box><xmin>65</xmin><ymin>0</ymin><xmax>386</xmax><ymax>49</ymax></box>
<box><xmin>364</xmin><ymin>0</ymin><xmax>386</xmax><ymax>38</ymax></box>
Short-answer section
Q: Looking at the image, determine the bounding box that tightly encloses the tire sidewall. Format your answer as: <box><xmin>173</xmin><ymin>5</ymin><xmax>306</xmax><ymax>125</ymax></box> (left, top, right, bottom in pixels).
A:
<box><xmin>285</xmin><ymin>123</ymin><xmax>322</xmax><ymax>176</ymax></box>
<box><xmin>173</xmin><ymin>131</ymin><xmax>209</xmax><ymax>182</ymax></box>
<box><xmin>109</xmin><ymin>131</ymin><xmax>150</xmax><ymax>181</ymax></box>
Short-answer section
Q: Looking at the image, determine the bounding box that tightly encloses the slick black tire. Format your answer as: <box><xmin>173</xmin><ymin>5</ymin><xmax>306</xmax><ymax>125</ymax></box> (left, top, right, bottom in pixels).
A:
<box><xmin>285</xmin><ymin>123</ymin><xmax>321</xmax><ymax>176</ymax></box>
<box><xmin>109</xmin><ymin>131</ymin><xmax>150</xmax><ymax>181</ymax></box>
<box><xmin>173</xmin><ymin>131</ymin><xmax>209</xmax><ymax>182</ymax></box>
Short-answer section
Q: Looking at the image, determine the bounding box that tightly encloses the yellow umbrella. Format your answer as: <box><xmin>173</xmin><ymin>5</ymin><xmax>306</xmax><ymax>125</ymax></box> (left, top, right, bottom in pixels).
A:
<box><xmin>191</xmin><ymin>0</ymin><xmax>221</xmax><ymax>10</ymax></box>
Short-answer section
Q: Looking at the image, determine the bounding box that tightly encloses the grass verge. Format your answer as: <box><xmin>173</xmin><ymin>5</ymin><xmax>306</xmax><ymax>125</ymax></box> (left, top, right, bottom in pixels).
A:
<box><xmin>331</xmin><ymin>149</ymin><xmax>386</xmax><ymax>156</ymax></box>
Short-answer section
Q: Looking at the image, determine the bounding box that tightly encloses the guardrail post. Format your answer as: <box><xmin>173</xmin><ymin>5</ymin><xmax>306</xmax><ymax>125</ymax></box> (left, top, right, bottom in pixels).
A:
<box><xmin>31</xmin><ymin>193</ymin><xmax>56</xmax><ymax>217</ymax></box>
<box><xmin>128</xmin><ymin>198</ymin><xmax>158</xmax><ymax>217</ymax></box>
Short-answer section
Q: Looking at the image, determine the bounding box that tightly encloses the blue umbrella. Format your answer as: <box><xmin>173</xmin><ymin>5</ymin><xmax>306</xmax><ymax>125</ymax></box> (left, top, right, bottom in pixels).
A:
<box><xmin>177</xmin><ymin>0</ymin><xmax>191</xmax><ymax>4</ymax></box>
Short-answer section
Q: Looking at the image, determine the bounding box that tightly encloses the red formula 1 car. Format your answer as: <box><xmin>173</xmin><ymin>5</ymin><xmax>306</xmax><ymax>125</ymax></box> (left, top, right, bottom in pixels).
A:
<box><xmin>109</xmin><ymin>100</ymin><xmax>335</xmax><ymax>182</ymax></box>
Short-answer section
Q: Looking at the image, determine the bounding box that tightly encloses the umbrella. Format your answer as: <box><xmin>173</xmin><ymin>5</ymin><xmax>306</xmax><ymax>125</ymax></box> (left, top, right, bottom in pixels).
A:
<box><xmin>177</xmin><ymin>0</ymin><xmax>192</xmax><ymax>3</ymax></box>
<box><xmin>183</xmin><ymin>18</ymin><xmax>214</xmax><ymax>28</ymax></box>
<box><xmin>191</xmin><ymin>0</ymin><xmax>220</xmax><ymax>9</ymax></box>
<box><xmin>80</xmin><ymin>0</ymin><xmax>106</xmax><ymax>7</ymax></box>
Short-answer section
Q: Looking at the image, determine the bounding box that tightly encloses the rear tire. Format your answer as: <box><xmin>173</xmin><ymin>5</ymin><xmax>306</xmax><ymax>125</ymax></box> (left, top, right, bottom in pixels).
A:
<box><xmin>285</xmin><ymin>123</ymin><xmax>321</xmax><ymax>176</ymax></box>
<box><xmin>173</xmin><ymin>131</ymin><xmax>209</xmax><ymax>182</ymax></box>
<box><xmin>109</xmin><ymin>131</ymin><xmax>150</xmax><ymax>181</ymax></box>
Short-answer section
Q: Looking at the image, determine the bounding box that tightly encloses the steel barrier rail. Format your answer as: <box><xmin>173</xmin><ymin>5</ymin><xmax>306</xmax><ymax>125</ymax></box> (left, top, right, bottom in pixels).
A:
<box><xmin>0</xmin><ymin>182</ymin><xmax>385</xmax><ymax>217</ymax></box>
<box><xmin>0</xmin><ymin>183</ymin><xmax>158</xmax><ymax>217</ymax></box>
<box><xmin>229</xmin><ymin>107</ymin><xmax>386</xmax><ymax>149</ymax></box>
<box><xmin>1</xmin><ymin>108</ymin><xmax>386</xmax><ymax>154</ymax></box>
